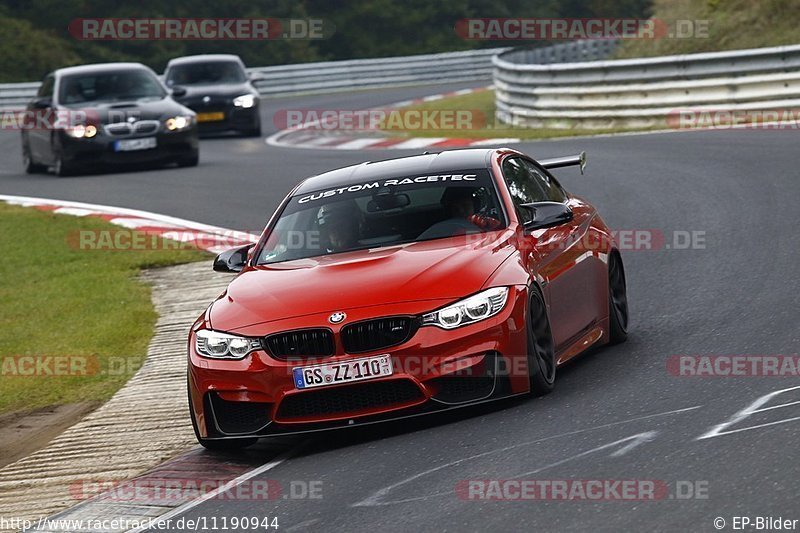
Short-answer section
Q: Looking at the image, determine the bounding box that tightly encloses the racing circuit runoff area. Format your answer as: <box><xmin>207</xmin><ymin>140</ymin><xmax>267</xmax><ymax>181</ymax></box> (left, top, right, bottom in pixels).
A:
<box><xmin>1</xmin><ymin>22</ymin><xmax>800</xmax><ymax>533</ymax></box>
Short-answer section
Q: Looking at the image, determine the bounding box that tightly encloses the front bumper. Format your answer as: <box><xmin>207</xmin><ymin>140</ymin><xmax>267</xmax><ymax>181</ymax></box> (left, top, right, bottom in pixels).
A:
<box><xmin>59</xmin><ymin>128</ymin><xmax>198</xmax><ymax>168</ymax></box>
<box><xmin>182</xmin><ymin>101</ymin><xmax>260</xmax><ymax>134</ymax></box>
<box><xmin>188</xmin><ymin>286</ymin><xmax>531</xmax><ymax>439</ymax></box>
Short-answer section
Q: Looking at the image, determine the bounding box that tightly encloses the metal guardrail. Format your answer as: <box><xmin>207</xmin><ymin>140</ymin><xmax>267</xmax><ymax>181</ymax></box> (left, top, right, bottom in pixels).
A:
<box><xmin>0</xmin><ymin>82</ymin><xmax>42</xmax><ymax>109</ymax></box>
<box><xmin>493</xmin><ymin>43</ymin><xmax>800</xmax><ymax>129</ymax></box>
<box><xmin>0</xmin><ymin>48</ymin><xmax>507</xmax><ymax>109</ymax></box>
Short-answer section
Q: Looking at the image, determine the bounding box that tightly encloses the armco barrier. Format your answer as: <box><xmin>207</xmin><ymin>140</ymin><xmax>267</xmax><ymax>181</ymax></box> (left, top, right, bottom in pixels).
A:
<box><xmin>0</xmin><ymin>48</ymin><xmax>506</xmax><ymax>109</ymax></box>
<box><xmin>493</xmin><ymin>43</ymin><xmax>800</xmax><ymax>129</ymax></box>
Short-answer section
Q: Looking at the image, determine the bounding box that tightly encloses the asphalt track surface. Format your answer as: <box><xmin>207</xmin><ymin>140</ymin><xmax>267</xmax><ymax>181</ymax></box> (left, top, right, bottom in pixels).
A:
<box><xmin>1</xmin><ymin>83</ymin><xmax>798</xmax><ymax>532</ymax></box>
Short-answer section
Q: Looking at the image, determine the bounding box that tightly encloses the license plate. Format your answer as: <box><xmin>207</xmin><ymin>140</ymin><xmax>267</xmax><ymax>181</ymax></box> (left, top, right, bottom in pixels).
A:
<box><xmin>293</xmin><ymin>355</ymin><xmax>393</xmax><ymax>389</ymax></box>
<box><xmin>197</xmin><ymin>112</ymin><xmax>225</xmax><ymax>122</ymax></box>
<box><xmin>114</xmin><ymin>137</ymin><xmax>157</xmax><ymax>152</ymax></box>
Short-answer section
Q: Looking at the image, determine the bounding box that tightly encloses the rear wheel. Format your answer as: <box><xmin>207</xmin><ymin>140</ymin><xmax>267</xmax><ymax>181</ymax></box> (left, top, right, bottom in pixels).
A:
<box><xmin>608</xmin><ymin>252</ymin><xmax>629</xmax><ymax>344</ymax></box>
<box><xmin>527</xmin><ymin>288</ymin><xmax>556</xmax><ymax>396</ymax></box>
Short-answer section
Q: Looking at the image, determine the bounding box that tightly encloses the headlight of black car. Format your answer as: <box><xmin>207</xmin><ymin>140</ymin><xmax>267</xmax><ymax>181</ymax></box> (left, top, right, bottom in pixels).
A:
<box><xmin>164</xmin><ymin>115</ymin><xmax>195</xmax><ymax>131</ymax></box>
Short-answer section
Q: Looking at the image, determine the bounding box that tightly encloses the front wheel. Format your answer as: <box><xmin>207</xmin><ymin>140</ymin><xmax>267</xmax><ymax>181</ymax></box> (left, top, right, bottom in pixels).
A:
<box><xmin>527</xmin><ymin>288</ymin><xmax>556</xmax><ymax>396</ymax></box>
<box><xmin>608</xmin><ymin>252</ymin><xmax>629</xmax><ymax>344</ymax></box>
<box><xmin>241</xmin><ymin>125</ymin><xmax>262</xmax><ymax>138</ymax></box>
<box><xmin>53</xmin><ymin>153</ymin><xmax>75</xmax><ymax>177</ymax></box>
<box><xmin>177</xmin><ymin>152</ymin><xmax>199</xmax><ymax>167</ymax></box>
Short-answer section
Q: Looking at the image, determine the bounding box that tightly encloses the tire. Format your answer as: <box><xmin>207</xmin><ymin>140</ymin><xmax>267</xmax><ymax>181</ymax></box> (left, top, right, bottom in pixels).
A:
<box><xmin>187</xmin><ymin>378</ymin><xmax>258</xmax><ymax>451</ymax></box>
<box><xmin>177</xmin><ymin>152</ymin><xmax>199</xmax><ymax>167</ymax></box>
<box><xmin>526</xmin><ymin>287</ymin><xmax>557</xmax><ymax>396</ymax></box>
<box><xmin>53</xmin><ymin>153</ymin><xmax>75</xmax><ymax>177</ymax></box>
<box><xmin>241</xmin><ymin>124</ymin><xmax>262</xmax><ymax>137</ymax></box>
<box><xmin>608</xmin><ymin>251</ymin><xmax>629</xmax><ymax>344</ymax></box>
<box><xmin>22</xmin><ymin>143</ymin><xmax>45</xmax><ymax>174</ymax></box>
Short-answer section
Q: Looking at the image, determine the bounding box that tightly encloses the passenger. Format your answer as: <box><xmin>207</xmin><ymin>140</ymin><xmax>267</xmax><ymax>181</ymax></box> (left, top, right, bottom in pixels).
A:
<box><xmin>440</xmin><ymin>187</ymin><xmax>501</xmax><ymax>230</ymax></box>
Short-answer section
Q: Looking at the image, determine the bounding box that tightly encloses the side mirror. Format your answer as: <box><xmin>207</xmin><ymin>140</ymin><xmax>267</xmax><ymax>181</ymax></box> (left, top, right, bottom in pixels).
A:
<box><xmin>213</xmin><ymin>243</ymin><xmax>254</xmax><ymax>273</ymax></box>
<box><xmin>171</xmin><ymin>86</ymin><xmax>187</xmax><ymax>98</ymax></box>
<box><xmin>31</xmin><ymin>97</ymin><xmax>51</xmax><ymax>109</ymax></box>
<box><xmin>521</xmin><ymin>202</ymin><xmax>573</xmax><ymax>231</ymax></box>
<box><xmin>248</xmin><ymin>72</ymin><xmax>264</xmax><ymax>82</ymax></box>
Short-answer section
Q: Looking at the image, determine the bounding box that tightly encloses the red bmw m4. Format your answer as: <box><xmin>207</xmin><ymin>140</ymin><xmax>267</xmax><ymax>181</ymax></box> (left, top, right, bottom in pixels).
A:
<box><xmin>187</xmin><ymin>148</ymin><xmax>628</xmax><ymax>449</ymax></box>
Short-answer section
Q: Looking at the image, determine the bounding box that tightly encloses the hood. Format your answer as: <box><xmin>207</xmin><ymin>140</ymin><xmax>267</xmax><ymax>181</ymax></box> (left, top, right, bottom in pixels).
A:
<box><xmin>209</xmin><ymin>232</ymin><xmax>517</xmax><ymax>331</ymax></box>
<box><xmin>65</xmin><ymin>97</ymin><xmax>190</xmax><ymax>123</ymax></box>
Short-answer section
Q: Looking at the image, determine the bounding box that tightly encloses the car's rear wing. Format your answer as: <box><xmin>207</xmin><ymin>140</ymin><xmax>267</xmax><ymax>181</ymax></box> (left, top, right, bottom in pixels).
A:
<box><xmin>539</xmin><ymin>151</ymin><xmax>587</xmax><ymax>174</ymax></box>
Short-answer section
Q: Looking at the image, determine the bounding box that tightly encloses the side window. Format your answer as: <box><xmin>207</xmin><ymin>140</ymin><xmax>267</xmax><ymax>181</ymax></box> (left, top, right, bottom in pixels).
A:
<box><xmin>522</xmin><ymin>160</ymin><xmax>567</xmax><ymax>203</ymax></box>
<box><xmin>502</xmin><ymin>157</ymin><xmax>544</xmax><ymax>224</ymax></box>
<box><xmin>37</xmin><ymin>75</ymin><xmax>54</xmax><ymax>98</ymax></box>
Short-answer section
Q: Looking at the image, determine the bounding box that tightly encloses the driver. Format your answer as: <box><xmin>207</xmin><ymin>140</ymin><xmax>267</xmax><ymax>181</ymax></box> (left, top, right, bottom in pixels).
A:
<box><xmin>317</xmin><ymin>201</ymin><xmax>362</xmax><ymax>253</ymax></box>
<box><xmin>440</xmin><ymin>187</ymin><xmax>501</xmax><ymax>230</ymax></box>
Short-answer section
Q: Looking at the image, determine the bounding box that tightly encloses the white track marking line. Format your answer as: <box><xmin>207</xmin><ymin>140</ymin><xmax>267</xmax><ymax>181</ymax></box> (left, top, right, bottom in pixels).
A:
<box><xmin>470</xmin><ymin>137</ymin><xmax>522</xmax><ymax>145</ymax></box>
<box><xmin>108</xmin><ymin>217</ymin><xmax>183</xmax><ymax>229</ymax></box>
<box><xmin>697</xmin><ymin>386</ymin><xmax>800</xmax><ymax>440</ymax></box>
<box><xmin>389</xmin><ymin>137</ymin><xmax>448</xmax><ymax>149</ymax></box>
<box><xmin>353</xmin><ymin>405</ymin><xmax>700</xmax><ymax>507</ymax></box>
<box><xmin>374</xmin><ymin>432</ymin><xmax>661</xmax><ymax>507</ymax></box>
<box><xmin>125</xmin><ymin>444</ymin><xmax>306</xmax><ymax>533</ymax></box>
<box><xmin>334</xmin><ymin>137</ymin><xmax>390</xmax><ymax>150</ymax></box>
<box><xmin>52</xmin><ymin>207</ymin><xmax>98</xmax><ymax>217</ymax></box>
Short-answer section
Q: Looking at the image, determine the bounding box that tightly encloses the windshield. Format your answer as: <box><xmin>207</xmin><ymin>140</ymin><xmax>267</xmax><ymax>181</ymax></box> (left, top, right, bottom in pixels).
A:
<box><xmin>59</xmin><ymin>69</ymin><xmax>165</xmax><ymax>105</ymax></box>
<box><xmin>256</xmin><ymin>169</ymin><xmax>506</xmax><ymax>265</ymax></box>
<box><xmin>166</xmin><ymin>61</ymin><xmax>247</xmax><ymax>86</ymax></box>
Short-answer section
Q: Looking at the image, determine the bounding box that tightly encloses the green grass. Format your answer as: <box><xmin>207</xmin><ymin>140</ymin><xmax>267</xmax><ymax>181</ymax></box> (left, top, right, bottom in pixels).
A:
<box><xmin>0</xmin><ymin>203</ymin><xmax>208</xmax><ymax>414</ymax></box>
<box><xmin>615</xmin><ymin>0</ymin><xmax>800</xmax><ymax>58</ymax></box>
<box><xmin>381</xmin><ymin>90</ymin><xmax>650</xmax><ymax>140</ymax></box>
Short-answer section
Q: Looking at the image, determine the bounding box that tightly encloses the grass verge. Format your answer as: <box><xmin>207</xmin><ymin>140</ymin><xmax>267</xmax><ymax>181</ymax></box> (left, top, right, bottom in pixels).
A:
<box><xmin>0</xmin><ymin>202</ymin><xmax>208</xmax><ymax>414</ymax></box>
<box><xmin>615</xmin><ymin>0</ymin><xmax>800</xmax><ymax>59</ymax></box>
<box><xmin>380</xmin><ymin>89</ymin><xmax>653</xmax><ymax>140</ymax></box>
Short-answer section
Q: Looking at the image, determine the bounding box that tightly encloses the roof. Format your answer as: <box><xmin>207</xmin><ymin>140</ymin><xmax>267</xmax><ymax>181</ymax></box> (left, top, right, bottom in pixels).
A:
<box><xmin>54</xmin><ymin>63</ymin><xmax>151</xmax><ymax>77</ymax></box>
<box><xmin>165</xmin><ymin>54</ymin><xmax>244</xmax><ymax>67</ymax></box>
<box><xmin>294</xmin><ymin>149</ymin><xmax>496</xmax><ymax>194</ymax></box>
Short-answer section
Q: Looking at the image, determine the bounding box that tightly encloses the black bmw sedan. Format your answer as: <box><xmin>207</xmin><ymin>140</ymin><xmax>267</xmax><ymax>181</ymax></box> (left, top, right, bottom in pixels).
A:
<box><xmin>21</xmin><ymin>63</ymin><xmax>199</xmax><ymax>176</ymax></box>
<box><xmin>163</xmin><ymin>54</ymin><xmax>262</xmax><ymax>137</ymax></box>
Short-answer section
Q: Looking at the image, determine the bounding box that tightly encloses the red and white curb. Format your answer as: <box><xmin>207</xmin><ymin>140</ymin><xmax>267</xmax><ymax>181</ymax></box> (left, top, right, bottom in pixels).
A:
<box><xmin>265</xmin><ymin>86</ymin><xmax>521</xmax><ymax>150</ymax></box>
<box><xmin>0</xmin><ymin>195</ymin><xmax>259</xmax><ymax>254</ymax></box>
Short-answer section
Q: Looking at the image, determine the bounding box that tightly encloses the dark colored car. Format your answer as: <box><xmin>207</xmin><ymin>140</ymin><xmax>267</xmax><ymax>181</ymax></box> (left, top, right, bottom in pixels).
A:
<box><xmin>163</xmin><ymin>54</ymin><xmax>262</xmax><ymax>137</ymax></box>
<box><xmin>187</xmin><ymin>148</ymin><xmax>629</xmax><ymax>450</ymax></box>
<box><xmin>21</xmin><ymin>63</ymin><xmax>199</xmax><ymax>176</ymax></box>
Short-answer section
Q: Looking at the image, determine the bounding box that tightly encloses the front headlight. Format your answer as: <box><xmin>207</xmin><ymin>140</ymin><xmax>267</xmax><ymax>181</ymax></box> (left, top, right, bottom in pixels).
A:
<box><xmin>165</xmin><ymin>115</ymin><xmax>194</xmax><ymax>131</ymax></box>
<box><xmin>422</xmin><ymin>287</ymin><xmax>509</xmax><ymax>329</ymax></box>
<box><xmin>195</xmin><ymin>329</ymin><xmax>261</xmax><ymax>359</ymax></box>
<box><xmin>233</xmin><ymin>94</ymin><xmax>256</xmax><ymax>108</ymax></box>
<box><xmin>64</xmin><ymin>124</ymin><xmax>97</xmax><ymax>139</ymax></box>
